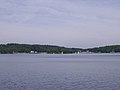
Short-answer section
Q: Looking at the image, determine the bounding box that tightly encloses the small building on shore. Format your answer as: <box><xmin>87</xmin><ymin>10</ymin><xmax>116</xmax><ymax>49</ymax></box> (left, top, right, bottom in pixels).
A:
<box><xmin>30</xmin><ymin>51</ymin><xmax>37</xmax><ymax>54</ymax></box>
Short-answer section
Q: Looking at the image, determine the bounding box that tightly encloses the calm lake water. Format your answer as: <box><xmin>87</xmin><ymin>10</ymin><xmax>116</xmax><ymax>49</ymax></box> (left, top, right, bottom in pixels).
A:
<box><xmin>0</xmin><ymin>54</ymin><xmax>120</xmax><ymax>90</ymax></box>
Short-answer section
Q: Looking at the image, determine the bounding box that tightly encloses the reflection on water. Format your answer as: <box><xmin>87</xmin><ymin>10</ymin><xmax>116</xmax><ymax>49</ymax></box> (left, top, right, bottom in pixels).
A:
<box><xmin>0</xmin><ymin>54</ymin><xmax>120</xmax><ymax>90</ymax></box>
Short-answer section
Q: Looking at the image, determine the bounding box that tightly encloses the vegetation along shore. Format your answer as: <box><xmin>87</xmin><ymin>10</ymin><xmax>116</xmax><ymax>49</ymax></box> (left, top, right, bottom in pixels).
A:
<box><xmin>0</xmin><ymin>43</ymin><xmax>120</xmax><ymax>54</ymax></box>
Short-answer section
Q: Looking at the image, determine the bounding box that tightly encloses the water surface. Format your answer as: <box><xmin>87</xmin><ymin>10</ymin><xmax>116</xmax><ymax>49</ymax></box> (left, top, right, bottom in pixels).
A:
<box><xmin>0</xmin><ymin>54</ymin><xmax>120</xmax><ymax>90</ymax></box>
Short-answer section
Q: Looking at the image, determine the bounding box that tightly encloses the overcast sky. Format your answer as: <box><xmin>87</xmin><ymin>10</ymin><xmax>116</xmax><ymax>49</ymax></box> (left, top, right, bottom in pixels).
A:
<box><xmin>0</xmin><ymin>0</ymin><xmax>120</xmax><ymax>48</ymax></box>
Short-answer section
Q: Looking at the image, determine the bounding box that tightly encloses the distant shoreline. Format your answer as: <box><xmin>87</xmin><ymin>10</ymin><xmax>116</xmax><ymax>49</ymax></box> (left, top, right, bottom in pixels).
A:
<box><xmin>0</xmin><ymin>43</ymin><xmax>120</xmax><ymax>54</ymax></box>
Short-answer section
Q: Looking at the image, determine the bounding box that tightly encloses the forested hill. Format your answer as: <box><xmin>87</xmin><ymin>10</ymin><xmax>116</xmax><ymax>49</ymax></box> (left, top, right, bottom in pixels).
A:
<box><xmin>0</xmin><ymin>43</ymin><xmax>82</xmax><ymax>54</ymax></box>
<box><xmin>86</xmin><ymin>45</ymin><xmax>120</xmax><ymax>53</ymax></box>
<box><xmin>0</xmin><ymin>44</ymin><xmax>120</xmax><ymax>54</ymax></box>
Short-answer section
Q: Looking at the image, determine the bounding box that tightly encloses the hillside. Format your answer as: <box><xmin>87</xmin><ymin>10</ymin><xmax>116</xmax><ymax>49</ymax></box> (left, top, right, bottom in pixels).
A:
<box><xmin>0</xmin><ymin>43</ymin><xmax>81</xmax><ymax>54</ymax></box>
<box><xmin>0</xmin><ymin>44</ymin><xmax>120</xmax><ymax>54</ymax></box>
<box><xmin>86</xmin><ymin>45</ymin><xmax>120</xmax><ymax>53</ymax></box>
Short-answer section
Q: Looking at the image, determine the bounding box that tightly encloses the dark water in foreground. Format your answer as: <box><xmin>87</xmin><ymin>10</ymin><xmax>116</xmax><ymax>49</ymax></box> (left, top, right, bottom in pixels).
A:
<box><xmin>0</xmin><ymin>54</ymin><xmax>120</xmax><ymax>90</ymax></box>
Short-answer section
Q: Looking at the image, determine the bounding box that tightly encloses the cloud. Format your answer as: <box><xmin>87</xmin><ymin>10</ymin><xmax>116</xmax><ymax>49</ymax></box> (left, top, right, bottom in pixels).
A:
<box><xmin>0</xmin><ymin>0</ymin><xmax>120</xmax><ymax>25</ymax></box>
<box><xmin>0</xmin><ymin>0</ymin><xmax>120</xmax><ymax>47</ymax></box>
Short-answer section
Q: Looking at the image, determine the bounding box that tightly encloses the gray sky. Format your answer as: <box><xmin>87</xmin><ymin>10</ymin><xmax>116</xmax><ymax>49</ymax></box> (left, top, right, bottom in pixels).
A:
<box><xmin>0</xmin><ymin>0</ymin><xmax>120</xmax><ymax>48</ymax></box>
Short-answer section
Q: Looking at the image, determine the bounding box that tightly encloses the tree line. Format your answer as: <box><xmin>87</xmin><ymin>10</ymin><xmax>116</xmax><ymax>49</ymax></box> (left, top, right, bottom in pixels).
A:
<box><xmin>0</xmin><ymin>43</ymin><xmax>81</xmax><ymax>54</ymax></box>
<box><xmin>0</xmin><ymin>43</ymin><xmax>120</xmax><ymax>54</ymax></box>
<box><xmin>86</xmin><ymin>45</ymin><xmax>120</xmax><ymax>53</ymax></box>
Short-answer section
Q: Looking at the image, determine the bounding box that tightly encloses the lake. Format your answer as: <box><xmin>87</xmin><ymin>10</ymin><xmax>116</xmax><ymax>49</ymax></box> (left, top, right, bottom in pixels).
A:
<box><xmin>0</xmin><ymin>54</ymin><xmax>120</xmax><ymax>90</ymax></box>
